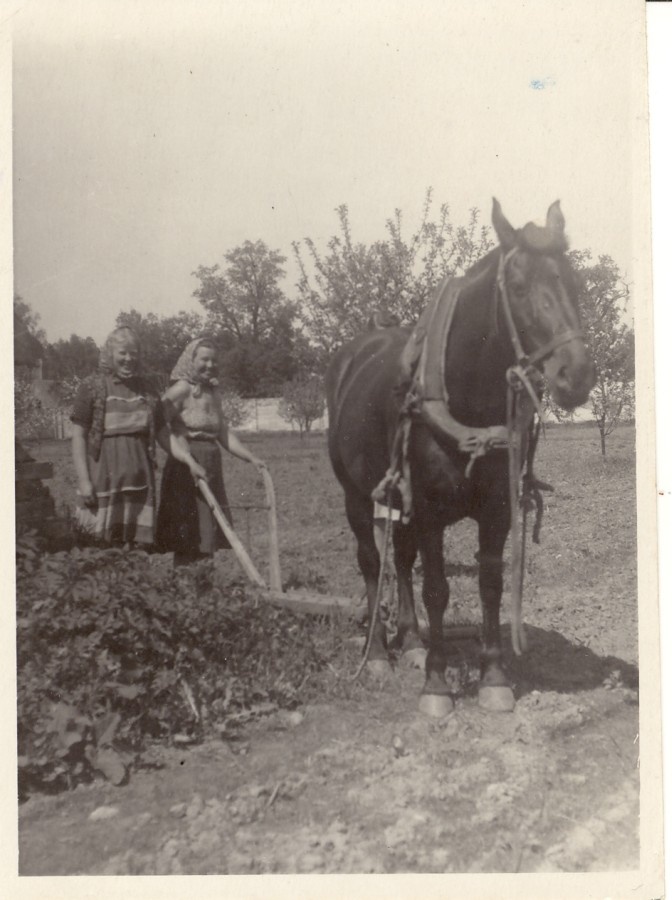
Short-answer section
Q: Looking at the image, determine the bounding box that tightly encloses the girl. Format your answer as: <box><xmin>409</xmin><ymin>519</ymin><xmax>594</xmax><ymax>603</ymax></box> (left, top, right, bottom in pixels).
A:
<box><xmin>157</xmin><ymin>337</ymin><xmax>266</xmax><ymax>566</ymax></box>
<box><xmin>71</xmin><ymin>327</ymin><xmax>202</xmax><ymax>548</ymax></box>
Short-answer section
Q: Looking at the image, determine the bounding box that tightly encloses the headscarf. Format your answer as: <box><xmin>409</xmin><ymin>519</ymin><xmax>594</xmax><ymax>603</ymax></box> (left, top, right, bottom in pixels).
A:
<box><xmin>170</xmin><ymin>337</ymin><xmax>218</xmax><ymax>397</ymax></box>
<box><xmin>99</xmin><ymin>327</ymin><xmax>141</xmax><ymax>380</ymax></box>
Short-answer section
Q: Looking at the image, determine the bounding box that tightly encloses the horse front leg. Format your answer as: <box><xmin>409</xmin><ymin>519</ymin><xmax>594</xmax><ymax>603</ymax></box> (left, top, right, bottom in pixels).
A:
<box><xmin>477</xmin><ymin>513</ymin><xmax>515</xmax><ymax>712</ymax></box>
<box><xmin>418</xmin><ymin>528</ymin><xmax>454</xmax><ymax>717</ymax></box>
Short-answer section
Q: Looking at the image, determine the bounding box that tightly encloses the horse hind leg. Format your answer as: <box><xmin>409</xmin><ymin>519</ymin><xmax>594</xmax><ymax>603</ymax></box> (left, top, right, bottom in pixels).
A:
<box><xmin>390</xmin><ymin>523</ymin><xmax>426</xmax><ymax>669</ymax></box>
<box><xmin>345</xmin><ymin>489</ymin><xmax>392</xmax><ymax>676</ymax></box>
<box><xmin>418</xmin><ymin>528</ymin><xmax>454</xmax><ymax>717</ymax></box>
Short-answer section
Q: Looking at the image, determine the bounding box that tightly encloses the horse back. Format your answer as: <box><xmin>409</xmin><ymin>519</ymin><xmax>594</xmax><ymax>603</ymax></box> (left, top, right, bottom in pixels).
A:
<box><xmin>325</xmin><ymin>326</ymin><xmax>411</xmax><ymax>496</ymax></box>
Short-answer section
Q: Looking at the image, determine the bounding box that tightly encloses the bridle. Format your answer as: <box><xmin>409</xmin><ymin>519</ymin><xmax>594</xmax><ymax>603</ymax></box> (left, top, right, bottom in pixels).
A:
<box><xmin>496</xmin><ymin>246</ymin><xmax>585</xmax><ymax>655</ymax></box>
<box><xmin>496</xmin><ymin>247</ymin><xmax>584</xmax><ymax>417</ymax></box>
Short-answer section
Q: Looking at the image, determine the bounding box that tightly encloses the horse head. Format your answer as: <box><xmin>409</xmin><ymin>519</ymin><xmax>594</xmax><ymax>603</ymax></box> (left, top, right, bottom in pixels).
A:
<box><xmin>491</xmin><ymin>199</ymin><xmax>596</xmax><ymax>410</ymax></box>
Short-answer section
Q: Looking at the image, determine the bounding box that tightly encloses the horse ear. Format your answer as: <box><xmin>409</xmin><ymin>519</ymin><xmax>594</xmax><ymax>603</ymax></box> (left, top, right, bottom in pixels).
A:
<box><xmin>492</xmin><ymin>198</ymin><xmax>516</xmax><ymax>250</ymax></box>
<box><xmin>546</xmin><ymin>200</ymin><xmax>565</xmax><ymax>235</ymax></box>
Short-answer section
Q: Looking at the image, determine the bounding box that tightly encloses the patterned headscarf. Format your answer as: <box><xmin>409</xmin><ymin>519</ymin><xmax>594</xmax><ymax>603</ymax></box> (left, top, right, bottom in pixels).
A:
<box><xmin>170</xmin><ymin>337</ymin><xmax>218</xmax><ymax>396</ymax></box>
<box><xmin>99</xmin><ymin>327</ymin><xmax>141</xmax><ymax>380</ymax></box>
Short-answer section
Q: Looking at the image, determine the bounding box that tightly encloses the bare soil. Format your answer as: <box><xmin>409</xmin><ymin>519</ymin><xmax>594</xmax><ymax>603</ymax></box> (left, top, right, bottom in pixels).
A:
<box><xmin>18</xmin><ymin>425</ymin><xmax>640</xmax><ymax>874</ymax></box>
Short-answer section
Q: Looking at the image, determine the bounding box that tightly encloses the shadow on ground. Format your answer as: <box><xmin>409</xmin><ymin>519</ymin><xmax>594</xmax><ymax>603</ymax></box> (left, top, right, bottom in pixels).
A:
<box><xmin>435</xmin><ymin>623</ymin><xmax>639</xmax><ymax>697</ymax></box>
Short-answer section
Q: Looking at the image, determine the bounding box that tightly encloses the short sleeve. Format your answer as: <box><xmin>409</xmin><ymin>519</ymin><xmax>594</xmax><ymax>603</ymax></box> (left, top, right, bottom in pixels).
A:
<box><xmin>70</xmin><ymin>380</ymin><xmax>94</xmax><ymax>429</ymax></box>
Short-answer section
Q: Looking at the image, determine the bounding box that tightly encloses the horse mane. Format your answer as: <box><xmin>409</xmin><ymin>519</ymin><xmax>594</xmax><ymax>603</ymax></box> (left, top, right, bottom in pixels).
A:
<box><xmin>464</xmin><ymin>247</ymin><xmax>500</xmax><ymax>281</ymax></box>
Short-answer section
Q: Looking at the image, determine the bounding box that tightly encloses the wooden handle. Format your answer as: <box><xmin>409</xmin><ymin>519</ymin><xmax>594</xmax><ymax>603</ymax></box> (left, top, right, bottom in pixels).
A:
<box><xmin>197</xmin><ymin>479</ymin><xmax>267</xmax><ymax>588</ymax></box>
<box><xmin>261</xmin><ymin>467</ymin><xmax>283</xmax><ymax>592</ymax></box>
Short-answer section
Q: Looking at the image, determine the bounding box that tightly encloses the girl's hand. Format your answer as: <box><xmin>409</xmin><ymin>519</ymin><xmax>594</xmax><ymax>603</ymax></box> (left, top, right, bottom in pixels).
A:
<box><xmin>250</xmin><ymin>456</ymin><xmax>267</xmax><ymax>471</ymax></box>
<box><xmin>78</xmin><ymin>479</ymin><xmax>97</xmax><ymax>509</ymax></box>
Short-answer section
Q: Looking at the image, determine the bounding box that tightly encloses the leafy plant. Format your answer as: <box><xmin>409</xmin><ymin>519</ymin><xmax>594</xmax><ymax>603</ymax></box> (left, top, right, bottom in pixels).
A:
<box><xmin>17</xmin><ymin>547</ymin><xmax>342</xmax><ymax>796</ymax></box>
<box><xmin>14</xmin><ymin>369</ymin><xmax>56</xmax><ymax>441</ymax></box>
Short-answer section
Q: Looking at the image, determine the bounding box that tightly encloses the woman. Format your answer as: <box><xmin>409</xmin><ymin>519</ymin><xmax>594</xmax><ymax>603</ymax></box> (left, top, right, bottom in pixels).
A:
<box><xmin>157</xmin><ymin>337</ymin><xmax>266</xmax><ymax>567</ymax></box>
<box><xmin>70</xmin><ymin>327</ymin><xmax>201</xmax><ymax>548</ymax></box>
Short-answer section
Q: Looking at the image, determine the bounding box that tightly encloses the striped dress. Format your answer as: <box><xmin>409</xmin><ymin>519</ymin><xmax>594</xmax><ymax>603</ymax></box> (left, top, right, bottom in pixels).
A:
<box><xmin>72</xmin><ymin>377</ymin><xmax>157</xmax><ymax>546</ymax></box>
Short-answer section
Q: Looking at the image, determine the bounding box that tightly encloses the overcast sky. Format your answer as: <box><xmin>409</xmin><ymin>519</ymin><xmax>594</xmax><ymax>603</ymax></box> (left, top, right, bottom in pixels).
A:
<box><xmin>12</xmin><ymin>0</ymin><xmax>646</xmax><ymax>345</ymax></box>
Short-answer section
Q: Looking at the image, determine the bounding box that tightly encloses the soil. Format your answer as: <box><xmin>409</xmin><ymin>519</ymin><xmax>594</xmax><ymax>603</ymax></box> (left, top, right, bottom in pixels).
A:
<box><xmin>18</xmin><ymin>426</ymin><xmax>641</xmax><ymax>875</ymax></box>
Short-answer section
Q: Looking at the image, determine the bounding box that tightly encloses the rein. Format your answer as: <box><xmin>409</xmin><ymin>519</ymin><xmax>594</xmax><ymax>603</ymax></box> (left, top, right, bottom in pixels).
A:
<box><xmin>495</xmin><ymin>248</ymin><xmax>584</xmax><ymax>653</ymax></box>
<box><xmin>373</xmin><ymin>248</ymin><xmax>580</xmax><ymax>656</ymax></box>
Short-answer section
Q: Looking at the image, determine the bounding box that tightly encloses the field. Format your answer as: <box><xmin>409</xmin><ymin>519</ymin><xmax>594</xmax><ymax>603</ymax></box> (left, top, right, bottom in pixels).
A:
<box><xmin>18</xmin><ymin>424</ymin><xmax>640</xmax><ymax>874</ymax></box>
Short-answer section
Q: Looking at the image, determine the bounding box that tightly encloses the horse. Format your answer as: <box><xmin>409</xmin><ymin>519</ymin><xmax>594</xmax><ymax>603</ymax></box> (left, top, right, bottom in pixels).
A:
<box><xmin>325</xmin><ymin>199</ymin><xmax>595</xmax><ymax>716</ymax></box>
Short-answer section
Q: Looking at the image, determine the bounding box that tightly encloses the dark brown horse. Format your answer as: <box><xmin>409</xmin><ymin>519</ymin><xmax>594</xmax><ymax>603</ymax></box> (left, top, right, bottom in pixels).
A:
<box><xmin>325</xmin><ymin>200</ymin><xmax>595</xmax><ymax>715</ymax></box>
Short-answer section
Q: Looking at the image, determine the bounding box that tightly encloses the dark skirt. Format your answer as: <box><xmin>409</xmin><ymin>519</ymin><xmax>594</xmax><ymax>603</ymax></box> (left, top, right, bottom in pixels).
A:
<box><xmin>157</xmin><ymin>438</ymin><xmax>232</xmax><ymax>555</ymax></box>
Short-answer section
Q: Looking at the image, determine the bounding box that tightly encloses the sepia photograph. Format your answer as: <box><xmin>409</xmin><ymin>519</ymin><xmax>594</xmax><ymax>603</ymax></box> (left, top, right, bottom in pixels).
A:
<box><xmin>4</xmin><ymin>0</ymin><xmax>662</xmax><ymax>896</ymax></box>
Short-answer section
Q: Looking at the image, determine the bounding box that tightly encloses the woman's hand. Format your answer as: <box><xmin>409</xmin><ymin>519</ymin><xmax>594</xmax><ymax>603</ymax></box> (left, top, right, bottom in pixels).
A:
<box><xmin>78</xmin><ymin>479</ymin><xmax>97</xmax><ymax>509</ymax></box>
<box><xmin>250</xmin><ymin>456</ymin><xmax>267</xmax><ymax>471</ymax></box>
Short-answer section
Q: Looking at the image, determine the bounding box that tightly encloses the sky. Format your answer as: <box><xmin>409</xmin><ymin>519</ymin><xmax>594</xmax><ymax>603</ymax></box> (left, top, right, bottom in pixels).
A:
<box><xmin>12</xmin><ymin>0</ymin><xmax>647</xmax><ymax>345</ymax></box>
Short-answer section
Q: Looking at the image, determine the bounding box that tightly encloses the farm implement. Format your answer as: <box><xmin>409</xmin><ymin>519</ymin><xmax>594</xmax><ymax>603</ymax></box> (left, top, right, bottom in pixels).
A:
<box><xmin>197</xmin><ymin>473</ymin><xmax>480</xmax><ymax>646</ymax></box>
<box><xmin>197</xmin><ymin>473</ymin><xmax>366</xmax><ymax>620</ymax></box>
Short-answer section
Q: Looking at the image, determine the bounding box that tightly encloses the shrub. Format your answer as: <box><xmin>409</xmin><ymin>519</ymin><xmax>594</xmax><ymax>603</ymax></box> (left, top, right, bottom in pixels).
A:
<box><xmin>14</xmin><ymin>370</ymin><xmax>55</xmax><ymax>441</ymax></box>
<box><xmin>220</xmin><ymin>387</ymin><xmax>251</xmax><ymax>429</ymax></box>
<box><xmin>278</xmin><ymin>376</ymin><xmax>325</xmax><ymax>435</ymax></box>
<box><xmin>16</xmin><ymin>547</ymin><xmax>335</xmax><ymax>795</ymax></box>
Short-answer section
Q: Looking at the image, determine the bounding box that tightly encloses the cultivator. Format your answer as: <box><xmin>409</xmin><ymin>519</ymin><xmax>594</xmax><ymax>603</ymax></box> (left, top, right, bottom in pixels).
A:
<box><xmin>197</xmin><ymin>472</ymin><xmax>480</xmax><ymax>647</ymax></box>
<box><xmin>197</xmin><ymin>473</ymin><xmax>366</xmax><ymax>620</ymax></box>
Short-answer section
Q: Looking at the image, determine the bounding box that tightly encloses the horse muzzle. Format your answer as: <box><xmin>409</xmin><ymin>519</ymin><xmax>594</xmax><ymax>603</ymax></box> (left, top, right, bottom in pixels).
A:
<box><xmin>544</xmin><ymin>340</ymin><xmax>596</xmax><ymax>410</ymax></box>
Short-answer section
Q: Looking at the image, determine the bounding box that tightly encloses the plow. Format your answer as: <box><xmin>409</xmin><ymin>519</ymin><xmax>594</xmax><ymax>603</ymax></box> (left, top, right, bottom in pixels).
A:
<box><xmin>197</xmin><ymin>471</ymin><xmax>480</xmax><ymax>645</ymax></box>
<box><xmin>197</xmin><ymin>472</ymin><xmax>367</xmax><ymax>620</ymax></box>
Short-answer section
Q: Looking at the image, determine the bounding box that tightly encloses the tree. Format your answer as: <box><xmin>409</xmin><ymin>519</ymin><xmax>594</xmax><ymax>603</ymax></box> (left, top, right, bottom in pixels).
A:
<box><xmin>292</xmin><ymin>189</ymin><xmax>494</xmax><ymax>363</ymax></box>
<box><xmin>43</xmin><ymin>335</ymin><xmax>99</xmax><ymax>381</ymax></box>
<box><xmin>115</xmin><ymin>309</ymin><xmax>206</xmax><ymax>389</ymax></box>
<box><xmin>278</xmin><ymin>376</ymin><xmax>326</xmax><ymax>436</ymax></box>
<box><xmin>14</xmin><ymin>295</ymin><xmax>47</xmax><ymax>371</ymax></box>
<box><xmin>14</xmin><ymin>295</ymin><xmax>46</xmax><ymax>347</ymax></box>
<box><xmin>193</xmin><ymin>240</ymin><xmax>293</xmax><ymax>343</ymax></box>
<box><xmin>569</xmin><ymin>251</ymin><xmax>635</xmax><ymax>455</ymax></box>
<box><xmin>193</xmin><ymin>241</ymin><xmax>306</xmax><ymax>396</ymax></box>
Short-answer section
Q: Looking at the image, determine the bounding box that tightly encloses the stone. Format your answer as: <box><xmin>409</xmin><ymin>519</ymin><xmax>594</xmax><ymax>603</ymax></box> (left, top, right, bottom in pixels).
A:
<box><xmin>419</xmin><ymin>693</ymin><xmax>454</xmax><ymax>718</ymax></box>
<box><xmin>88</xmin><ymin>805</ymin><xmax>120</xmax><ymax>822</ymax></box>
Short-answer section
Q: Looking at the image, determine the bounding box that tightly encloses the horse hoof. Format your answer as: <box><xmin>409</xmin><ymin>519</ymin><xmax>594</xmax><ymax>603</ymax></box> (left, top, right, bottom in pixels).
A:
<box><xmin>419</xmin><ymin>693</ymin><xmax>454</xmax><ymax>718</ymax></box>
<box><xmin>366</xmin><ymin>659</ymin><xmax>394</xmax><ymax>679</ymax></box>
<box><xmin>401</xmin><ymin>647</ymin><xmax>427</xmax><ymax>670</ymax></box>
<box><xmin>478</xmin><ymin>685</ymin><xmax>515</xmax><ymax>712</ymax></box>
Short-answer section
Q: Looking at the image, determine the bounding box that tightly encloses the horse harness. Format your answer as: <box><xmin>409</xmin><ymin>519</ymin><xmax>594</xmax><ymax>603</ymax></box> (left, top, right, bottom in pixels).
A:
<box><xmin>371</xmin><ymin>248</ymin><xmax>582</xmax><ymax>655</ymax></box>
